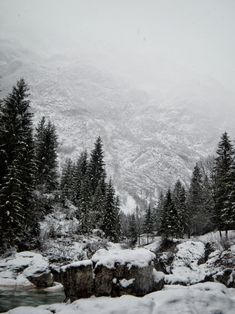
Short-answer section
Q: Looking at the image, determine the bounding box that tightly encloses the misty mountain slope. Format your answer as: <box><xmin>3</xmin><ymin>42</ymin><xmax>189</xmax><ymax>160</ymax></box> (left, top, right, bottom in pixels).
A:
<box><xmin>1</xmin><ymin>40</ymin><xmax>235</xmax><ymax>211</ymax></box>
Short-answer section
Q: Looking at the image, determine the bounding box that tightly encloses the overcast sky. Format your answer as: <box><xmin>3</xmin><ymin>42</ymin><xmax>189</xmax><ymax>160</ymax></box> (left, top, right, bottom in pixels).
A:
<box><xmin>0</xmin><ymin>0</ymin><xmax>235</xmax><ymax>93</ymax></box>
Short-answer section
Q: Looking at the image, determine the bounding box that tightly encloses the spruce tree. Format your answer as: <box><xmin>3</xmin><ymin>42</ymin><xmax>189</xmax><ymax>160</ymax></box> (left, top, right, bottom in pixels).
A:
<box><xmin>144</xmin><ymin>205</ymin><xmax>154</xmax><ymax>243</ymax></box>
<box><xmin>160</xmin><ymin>189</ymin><xmax>180</xmax><ymax>239</ymax></box>
<box><xmin>213</xmin><ymin>132</ymin><xmax>235</xmax><ymax>236</ymax></box>
<box><xmin>228</xmin><ymin>161</ymin><xmax>235</xmax><ymax>231</ymax></box>
<box><xmin>72</xmin><ymin>151</ymin><xmax>88</xmax><ymax>203</ymax></box>
<box><xmin>201</xmin><ymin>174</ymin><xmax>215</xmax><ymax>232</ymax></box>
<box><xmin>35</xmin><ymin>117</ymin><xmax>58</xmax><ymax>192</ymax></box>
<box><xmin>102</xmin><ymin>179</ymin><xmax>119</xmax><ymax>242</ymax></box>
<box><xmin>152</xmin><ymin>192</ymin><xmax>164</xmax><ymax>233</ymax></box>
<box><xmin>90</xmin><ymin>178</ymin><xmax>106</xmax><ymax>229</ymax></box>
<box><xmin>0</xmin><ymin>79</ymin><xmax>36</xmax><ymax>249</ymax></box>
<box><xmin>128</xmin><ymin>213</ymin><xmax>138</xmax><ymax>246</ymax></box>
<box><xmin>187</xmin><ymin>164</ymin><xmax>204</xmax><ymax>236</ymax></box>
<box><xmin>60</xmin><ymin>158</ymin><xmax>75</xmax><ymax>203</ymax></box>
<box><xmin>173</xmin><ymin>180</ymin><xmax>188</xmax><ymax>237</ymax></box>
<box><xmin>77</xmin><ymin>177</ymin><xmax>92</xmax><ymax>234</ymax></box>
<box><xmin>88</xmin><ymin>136</ymin><xmax>106</xmax><ymax>195</ymax></box>
<box><xmin>114</xmin><ymin>195</ymin><xmax>121</xmax><ymax>241</ymax></box>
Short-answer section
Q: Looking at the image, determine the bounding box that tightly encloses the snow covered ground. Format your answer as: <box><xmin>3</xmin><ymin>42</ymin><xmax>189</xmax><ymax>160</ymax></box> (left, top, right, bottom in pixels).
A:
<box><xmin>1</xmin><ymin>231</ymin><xmax>235</xmax><ymax>312</ymax></box>
<box><xmin>4</xmin><ymin>282</ymin><xmax>235</xmax><ymax>314</ymax></box>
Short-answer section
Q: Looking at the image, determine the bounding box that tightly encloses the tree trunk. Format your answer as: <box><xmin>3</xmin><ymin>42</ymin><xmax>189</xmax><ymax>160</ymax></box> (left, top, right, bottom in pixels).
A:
<box><xmin>225</xmin><ymin>229</ymin><xmax>228</xmax><ymax>239</ymax></box>
<box><xmin>219</xmin><ymin>230</ymin><xmax>222</xmax><ymax>239</ymax></box>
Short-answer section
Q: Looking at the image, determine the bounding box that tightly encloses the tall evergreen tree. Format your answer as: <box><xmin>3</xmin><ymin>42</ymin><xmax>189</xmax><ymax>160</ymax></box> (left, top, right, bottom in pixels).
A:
<box><xmin>201</xmin><ymin>174</ymin><xmax>215</xmax><ymax>232</ymax></box>
<box><xmin>77</xmin><ymin>176</ymin><xmax>92</xmax><ymax>234</ymax></box>
<box><xmin>0</xmin><ymin>79</ymin><xmax>36</xmax><ymax>249</ymax></box>
<box><xmin>35</xmin><ymin>117</ymin><xmax>58</xmax><ymax>192</ymax></box>
<box><xmin>72</xmin><ymin>151</ymin><xmax>88</xmax><ymax>203</ymax></box>
<box><xmin>173</xmin><ymin>180</ymin><xmax>188</xmax><ymax>237</ymax></box>
<box><xmin>60</xmin><ymin>158</ymin><xmax>75</xmax><ymax>203</ymax></box>
<box><xmin>128</xmin><ymin>213</ymin><xmax>138</xmax><ymax>246</ymax></box>
<box><xmin>102</xmin><ymin>179</ymin><xmax>119</xmax><ymax>242</ymax></box>
<box><xmin>90</xmin><ymin>178</ymin><xmax>106</xmax><ymax>229</ymax></box>
<box><xmin>228</xmin><ymin>161</ymin><xmax>235</xmax><ymax>231</ymax></box>
<box><xmin>144</xmin><ymin>205</ymin><xmax>154</xmax><ymax>243</ymax></box>
<box><xmin>114</xmin><ymin>195</ymin><xmax>121</xmax><ymax>241</ymax></box>
<box><xmin>160</xmin><ymin>189</ymin><xmax>180</xmax><ymax>239</ymax></box>
<box><xmin>213</xmin><ymin>132</ymin><xmax>235</xmax><ymax>236</ymax></box>
<box><xmin>88</xmin><ymin>136</ymin><xmax>106</xmax><ymax>195</ymax></box>
<box><xmin>187</xmin><ymin>164</ymin><xmax>205</xmax><ymax>236</ymax></box>
<box><xmin>152</xmin><ymin>192</ymin><xmax>164</xmax><ymax>233</ymax></box>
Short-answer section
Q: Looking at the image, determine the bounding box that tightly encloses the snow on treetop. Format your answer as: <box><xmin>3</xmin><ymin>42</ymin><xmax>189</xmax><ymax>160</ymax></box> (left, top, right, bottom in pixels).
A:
<box><xmin>91</xmin><ymin>248</ymin><xmax>155</xmax><ymax>269</ymax></box>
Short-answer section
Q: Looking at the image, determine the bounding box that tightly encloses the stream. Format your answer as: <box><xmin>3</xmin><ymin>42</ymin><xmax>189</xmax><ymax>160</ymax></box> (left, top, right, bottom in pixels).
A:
<box><xmin>0</xmin><ymin>288</ymin><xmax>65</xmax><ymax>313</ymax></box>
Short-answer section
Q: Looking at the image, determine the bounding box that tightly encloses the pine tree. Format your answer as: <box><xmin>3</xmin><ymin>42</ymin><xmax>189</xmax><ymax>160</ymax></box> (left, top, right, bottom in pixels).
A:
<box><xmin>114</xmin><ymin>195</ymin><xmax>121</xmax><ymax>241</ymax></box>
<box><xmin>35</xmin><ymin>117</ymin><xmax>58</xmax><ymax>192</ymax></box>
<box><xmin>128</xmin><ymin>213</ymin><xmax>138</xmax><ymax>246</ymax></box>
<box><xmin>77</xmin><ymin>176</ymin><xmax>92</xmax><ymax>234</ymax></box>
<box><xmin>228</xmin><ymin>161</ymin><xmax>235</xmax><ymax>231</ymax></box>
<box><xmin>0</xmin><ymin>79</ymin><xmax>36</xmax><ymax>249</ymax></box>
<box><xmin>160</xmin><ymin>189</ymin><xmax>180</xmax><ymax>239</ymax></box>
<box><xmin>201</xmin><ymin>174</ymin><xmax>215</xmax><ymax>232</ymax></box>
<box><xmin>213</xmin><ymin>132</ymin><xmax>235</xmax><ymax>236</ymax></box>
<box><xmin>152</xmin><ymin>192</ymin><xmax>164</xmax><ymax>233</ymax></box>
<box><xmin>72</xmin><ymin>151</ymin><xmax>88</xmax><ymax>203</ymax></box>
<box><xmin>60</xmin><ymin>158</ymin><xmax>75</xmax><ymax>203</ymax></box>
<box><xmin>173</xmin><ymin>180</ymin><xmax>188</xmax><ymax>237</ymax></box>
<box><xmin>187</xmin><ymin>164</ymin><xmax>205</xmax><ymax>236</ymax></box>
<box><xmin>90</xmin><ymin>178</ymin><xmax>106</xmax><ymax>229</ymax></box>
<box><xmin>144</xmin><ymin>205</ymin><xmax>154</xmax><ymax>243</ymax></box>
<box><xmin>102</xmin><ymin>179</ymin><xmax>119</xmax><ymax>242</ymax></box>
<box><xmin>88</xmin><ymin>136</ymin><xmax>106</xmax><ymax>195</ymax></box>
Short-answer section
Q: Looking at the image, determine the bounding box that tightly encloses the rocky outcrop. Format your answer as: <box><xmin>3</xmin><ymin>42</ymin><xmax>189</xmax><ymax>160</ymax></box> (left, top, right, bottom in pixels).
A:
<box><xmin>214</xmin><ymin>269</ymin><xmax>235</xmax><ymax>288</ymax></box>
<box><xmin>61</xmin><ymin>248</ymin><xmax>165</xmax><ymax>301</ymax></box>
<box><xmin>0</xmin><ymin>251</ymin><xmax>53</xmax><ymax>288</ymax></box>
<box><xmin>61</xmin><ymin>261</ymin><xmax>93</xmax><ymax>301</ymax></box>
<box><xmin>94</xmin><ymin>263</ymin><xmax>157</xmax><ymax>297</ymax></box>
<box><xmin>154</xmin><ymin>252</ymin><xmax>174</xmax><ymax>274</ymax></box>
<box><xmin>26</xmin><ymin>269</ymin><xmax>54</xmax><ymax>288</ymax></box>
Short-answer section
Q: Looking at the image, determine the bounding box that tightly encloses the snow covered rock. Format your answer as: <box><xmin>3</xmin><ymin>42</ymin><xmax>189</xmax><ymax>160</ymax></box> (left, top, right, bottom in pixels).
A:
<box><xmin>152</xmin><ymin>270</ymin><xmax>165</xmax><ymax>291</ymax></box>
<box><xmin>61</xmin><ymin>248</ymin><xmax>163</xmax><ymax>300</ymax></box>
<box><xmin>91</xmin><ymin>248</ymin><xmax>156</xmax><ymax>269</ymax></box>
<box><xmin>214</xmin><ymin>269</ymin><xmax>235</xmax><ymax>288</ymax></box>
<box><xmin>164</xmin><ymin>241</ymin><xmax>207</xmax><ymax>285</ymax></box>
<box><xmin>92</xmin><ymin>248</ymin><xmax>160</xmax><ymax>297</ymax></box>
<box><xmin>61</xmin><ymin>260</ymin><xmax>93</xmax><ymax>301</ymax></box>
<box><xmin>25</xmin><ymin>269</ymin><xmax>53</xmax><ymax>288</ymax></box>
<box><xmin>0</xmin><ymin>251</ymin><xmax>52</xmax><ymax>288</ymax></box>
<box><xmin>154</xmin><ymin>251</ymin><xmax>175</xmax><ymax>274</ymax></box>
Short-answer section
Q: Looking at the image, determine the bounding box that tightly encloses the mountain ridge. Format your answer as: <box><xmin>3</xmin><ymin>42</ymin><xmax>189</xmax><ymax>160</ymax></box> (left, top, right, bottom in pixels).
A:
<box><xmin>1</xmin><ymin>40</ymin><xmax>235</xmax><ymax>212</ymax></box>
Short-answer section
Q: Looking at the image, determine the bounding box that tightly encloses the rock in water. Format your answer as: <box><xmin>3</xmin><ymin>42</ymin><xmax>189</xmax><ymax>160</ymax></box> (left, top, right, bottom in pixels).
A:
<box><xmin>61</xmin><ymin>260</ymin><xmax>93</xmax><ymax>301</ymax></box>
<box><xmin>26</xmin><ymin>269</ymin><xmax>54</xmax><ymax>288</ymax></box>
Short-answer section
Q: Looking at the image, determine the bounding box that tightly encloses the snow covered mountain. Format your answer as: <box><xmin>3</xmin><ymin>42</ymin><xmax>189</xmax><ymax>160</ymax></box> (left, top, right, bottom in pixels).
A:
<box><xmin>1</xmin><ymin>39</ymin><xmax>235</xmax><ymax>211</ymax></box>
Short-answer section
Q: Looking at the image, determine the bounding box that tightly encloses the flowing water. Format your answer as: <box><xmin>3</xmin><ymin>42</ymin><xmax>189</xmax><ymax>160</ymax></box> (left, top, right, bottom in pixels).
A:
<box><xmin>0</xmin><ymin>288</ymin><xmax>65</xmax><ymax>313</ymax></box>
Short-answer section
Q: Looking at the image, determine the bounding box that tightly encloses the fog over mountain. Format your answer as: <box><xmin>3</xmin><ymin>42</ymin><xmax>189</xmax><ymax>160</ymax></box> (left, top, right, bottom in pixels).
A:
<box><xmin>1</xmin><ymin>0</ymin><xmax>235</xmax><ymax>211</ymax></box>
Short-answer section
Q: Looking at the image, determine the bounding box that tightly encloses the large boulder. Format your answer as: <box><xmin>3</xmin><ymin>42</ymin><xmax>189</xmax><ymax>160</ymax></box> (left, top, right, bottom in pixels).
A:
<box><xmin>92</xmin><ymin>248</ymin><xmax>162</xmax><ymax>297</ymax></box>
<box><xmin>0</xmin><ymin>251</ymin><xmax>53</xmax><ymax>288</ymax></box>
<box><xmin>61</xmin><ymin>248</ymin><xmax>164</xmax><ymax>301</ymax></box>
<box><xmin>25</xmin><ymin>269</ymin><xmax>54</xmax><ymax>288</ymax></box>
<box><xmin>61</xmin><ymin>260</ymin><xmax>93</xmax><ymax>301</ymax></box>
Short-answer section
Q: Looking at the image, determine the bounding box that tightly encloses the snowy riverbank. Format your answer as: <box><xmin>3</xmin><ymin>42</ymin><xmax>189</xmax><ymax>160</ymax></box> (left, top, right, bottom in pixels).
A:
<box><xmin>3</xmin><ymin>282</ymin><xmax>235</xmax><ymax>314</ymax></box>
